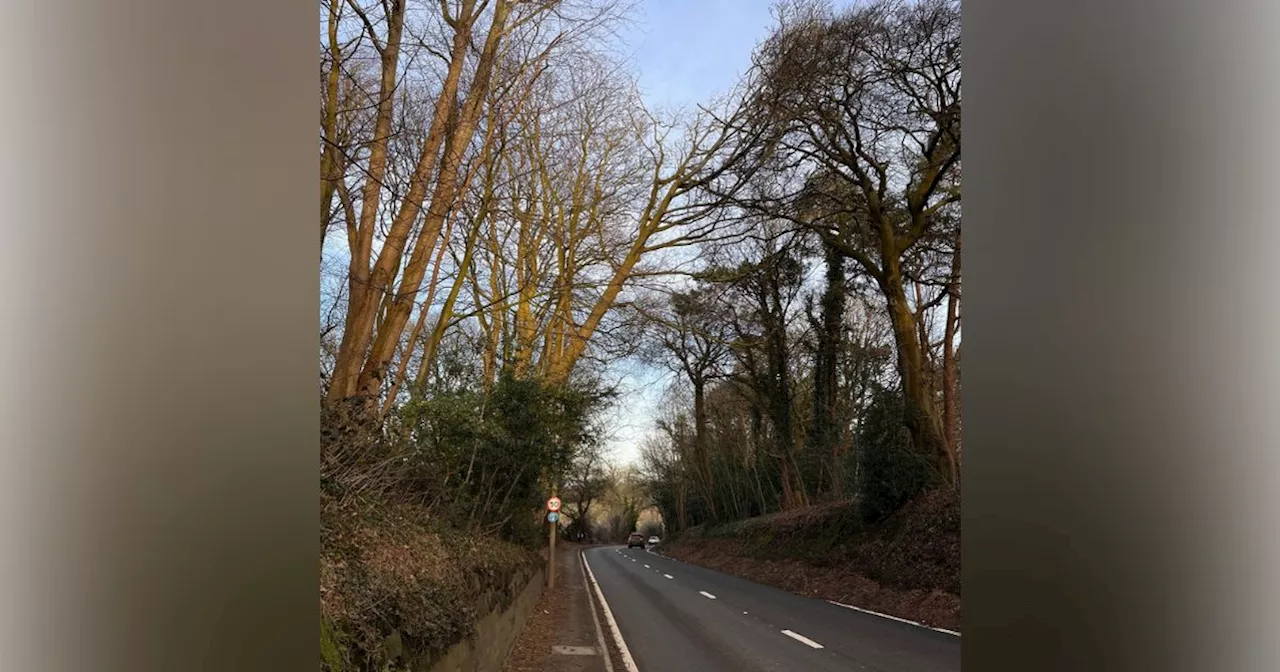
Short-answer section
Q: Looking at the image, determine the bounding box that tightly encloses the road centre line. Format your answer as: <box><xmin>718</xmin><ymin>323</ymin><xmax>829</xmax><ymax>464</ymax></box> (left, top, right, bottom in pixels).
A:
<box><xmin>699</xmin><ymin>591</ymin><xmax>717</xmax><ymax>600</ymax></box>
<box><xmin>781</xmin><ymin>629</ymin><xmax>824</xmax><ymax>649</ymax></box>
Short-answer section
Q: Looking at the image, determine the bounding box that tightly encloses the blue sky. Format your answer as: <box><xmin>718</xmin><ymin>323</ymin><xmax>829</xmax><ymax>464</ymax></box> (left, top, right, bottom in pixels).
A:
<box><xmin>596</xmin><ymin>1</ymin><xmax>789</xmax><ymax>465</ymax></box>
<box><xmin>617</xmin><ymin>0</ymin><xmax>780</xmax><ymax>110</ymax></box>
<box><xmin>321</xmin><ymin>1</ymin><xmax>806</xmax><ymax>466</ymax></box>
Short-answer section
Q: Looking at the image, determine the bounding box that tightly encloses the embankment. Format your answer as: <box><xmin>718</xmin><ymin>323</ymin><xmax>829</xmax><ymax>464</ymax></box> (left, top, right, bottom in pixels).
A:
<box><xmin>321</xmin><ymin>496</ymin><xmax>545</xmax><ymax>671</ymax></box>
<box><xmin>662</xmin><ymin>489</ymin><xmax>960</xmax><ymax>630</ymax></box>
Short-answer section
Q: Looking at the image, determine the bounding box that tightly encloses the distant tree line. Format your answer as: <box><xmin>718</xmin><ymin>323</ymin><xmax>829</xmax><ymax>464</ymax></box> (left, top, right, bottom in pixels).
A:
<box><xmin>318</xmin><ymin>0</ymin><xmax>959</xmax><ymax>548</ymax></box>
<box><xmin>638</xmin><ymin>0</ymin><xmax>961</xmax><ymax>530</ymax></box>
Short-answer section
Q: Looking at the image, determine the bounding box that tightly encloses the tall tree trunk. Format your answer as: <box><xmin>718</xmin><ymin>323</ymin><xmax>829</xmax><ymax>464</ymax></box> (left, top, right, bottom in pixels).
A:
<box><xmin>511</xmin><ymin>196</ymin><xmax>540</xmax><ymax>376</ymax></box>
<box><xmin>543</xmin><ymin>243</ymin><xmax>643</xmax><ymax>383</ymax></box>
<box><xmin>675</xmin><ymin>481</ymin><xmax>688</xmax><ymax>532</ymax></box>
<box><xmin>692</xmin><ymin>378</ymin><xmax>718</xmax><ymax>520</ymax></box>
<box><xmin>479</xmin><ymin>218</ymin><xmax>507</xmax><ymax>389</ymax></box>
<box><xmin>379</xmin><ymin>305</ymin><xmax>429</xmax><ymax>417</ymax></box>
<box><xmin>320</xmin><ymin>0</ymin><xmax>345</xmax><ymax>248</ymax></box>
<box><xmin>417</xmin><ymin>214</ymin><xmax>484</xmax><ymax>384</ymax></box>
<box><xmin>748</xmin><ymin>405</ymin><xmax>770</xmax><ymax>513</ymax></box>
<box><xmin>941</xmin><ymin>236</ymin><xmax>961</xmax><ymax>475</ymax></box>
<box><xmin>766</xmin><ymin>265</ymin><xmax>807</xmax><ymax>509</ymax></box>
<box><xmin>811</xmin><ymin>243</ymin><xmax>845</xmax><ymax>497</ymax></box>
<box><xmin>352</xmin><ymin>1</ymin><xmax>517</xmax><ymax>403</ymax></box>
<box><xmin>912</xmin><ymin>280</ymin><xmax>933</xmax><ymax>393</ymax></box>
<box><xmin>328</xmin><ymin>0</ymin><xmax>486</xmax><ymax>404</ymax></box>
<box><xmin>379</xmin><ymin>217</ymin><xmax>456</xmax><ymax>416</ymax></box>
<box><xmin>881</xmin><ymin>256</ymin><xmax>955</xmax><ymax>487</ymax></box>
<box><xmin>328</xmin><ymin>0</ymin><xmax>407</xmax><ymax>404</ymax></box>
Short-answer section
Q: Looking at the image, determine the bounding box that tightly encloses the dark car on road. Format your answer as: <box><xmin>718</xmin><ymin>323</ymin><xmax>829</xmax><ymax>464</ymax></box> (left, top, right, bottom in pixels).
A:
<box><xmin>626</xmin><ymin>532</ymin><xmax>646</xmax><ymax>549</ymax></box>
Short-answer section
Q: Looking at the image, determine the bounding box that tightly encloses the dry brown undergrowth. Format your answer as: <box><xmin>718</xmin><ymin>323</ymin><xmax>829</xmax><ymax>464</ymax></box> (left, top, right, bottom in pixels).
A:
<box><xmin>664</xmin><ymin>489</ymin><xmax>960</xmax><ymax>630</ymax></box>
<box><xmin>321</xmin><ymin>492</ymin><xmax>542</xmax><ymax>671</ymax></box>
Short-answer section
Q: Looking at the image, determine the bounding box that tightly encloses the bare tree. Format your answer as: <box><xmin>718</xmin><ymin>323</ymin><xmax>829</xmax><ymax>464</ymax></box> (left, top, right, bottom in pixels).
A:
<box><xmin>739</xmin><ymin>0</ymin><xmax>961</xmax><ymax>485</ymax></box>
<box><xmin>562</xmin><ymin>443</ymin><xmax>611</xmax><ymax>540</ymax></box>
<box><xmin>644</xmin><ymin>286</ymin><xmax>733</xmax><ymax>518</ymax></box>
<box><xmin>712</xmin><ymin>227</ymin><xmax>811</xmax><ymax>509</ymax></box>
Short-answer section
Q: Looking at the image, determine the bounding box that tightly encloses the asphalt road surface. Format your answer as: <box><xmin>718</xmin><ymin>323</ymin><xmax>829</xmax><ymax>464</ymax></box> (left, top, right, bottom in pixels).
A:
<box><xmin>582</xmin><ymin>546</ymin><xmax>960</xmax><ymax>672</ymax></box>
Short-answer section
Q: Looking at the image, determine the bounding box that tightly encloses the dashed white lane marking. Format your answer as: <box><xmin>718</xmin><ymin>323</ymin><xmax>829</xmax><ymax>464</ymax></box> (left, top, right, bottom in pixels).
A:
<box><xmin>582</xmin><ymin>552</ymin><xmax>640</xmax><ymax>672</ymax></box>
<box><xmin>663</xmin><ymin>574</ymin><xmax>674</xmax><ymax>579</ymax></box>
<box><xmin>699</xmin><ymin>591</ymin><xmax>717</xmax><ymax>600</ymax></box>
<box><xmin>643</xmin><ymin>564</ymin><xmax>650</xmax><ymax>568</ymax></box>
<box><xmin>781</xmin><ymin>629</ymin><xmax>824</xmax><ymax>649</ymax></box>
<box><xmin>827</xmin><ymin>600</ymin><xmax>961</xmax><ymax>637</ymax></box>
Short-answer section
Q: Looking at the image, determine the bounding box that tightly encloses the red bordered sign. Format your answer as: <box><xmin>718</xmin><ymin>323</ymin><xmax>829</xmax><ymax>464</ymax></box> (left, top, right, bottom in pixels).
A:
<box><xmin>546</xmin><ymin>496</ymin><xmax>562</xmax><ymax>512</ymax></box>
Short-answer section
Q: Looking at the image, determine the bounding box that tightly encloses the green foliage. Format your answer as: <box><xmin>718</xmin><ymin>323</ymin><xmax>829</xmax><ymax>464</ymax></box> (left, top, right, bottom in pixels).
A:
<box><xmin>320</xmin><ymin>369</ymin><xmax>609</xmax><ymax>671</ymax></box>
<box><xmin>396</xmin><ymin>369</ymin><xmax>607</xmax><ymax>545</ymax></box>
<box><xmin>855</xmin><ymin>386</ymin><xmax>935</xmax><ymax>522</ymax></box>
<box><xmin>321</xmin><ymin>615</ymin><xmax>347</xmax><ymax>672</ymax></box>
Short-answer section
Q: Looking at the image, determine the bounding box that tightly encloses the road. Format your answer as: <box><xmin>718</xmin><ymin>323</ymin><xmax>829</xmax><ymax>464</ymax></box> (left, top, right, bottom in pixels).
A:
<box><xmin>582</xmin><ymin>546</ymin><xmax>960</xmax><ymax>672</ymax></box>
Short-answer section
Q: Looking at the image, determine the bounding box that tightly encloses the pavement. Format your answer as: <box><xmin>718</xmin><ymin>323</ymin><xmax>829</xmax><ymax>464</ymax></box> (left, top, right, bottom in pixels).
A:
<box><xmin>502</xmin><ymin>544</ymin><xmax>621</xmax><ymax>672</ymax></box>
<box><xmin>583</xmin><ymin>545</ymin><xmax>961</xmax><ymax>672</ymax></box>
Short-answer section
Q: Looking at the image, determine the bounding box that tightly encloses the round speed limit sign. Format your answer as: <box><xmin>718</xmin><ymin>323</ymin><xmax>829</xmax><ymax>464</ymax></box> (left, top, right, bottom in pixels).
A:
<box><xmin>546</xmin><ymin>496</ymin><xmax>562</xmax><ymax>512</ymax></box>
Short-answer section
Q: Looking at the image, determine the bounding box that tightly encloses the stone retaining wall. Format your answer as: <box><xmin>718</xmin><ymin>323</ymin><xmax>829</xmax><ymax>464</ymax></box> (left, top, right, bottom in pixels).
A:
<box><xmin>421</xmin><ymin>568</ymin><xmax>545</xmax><ymax>672</ymax></box>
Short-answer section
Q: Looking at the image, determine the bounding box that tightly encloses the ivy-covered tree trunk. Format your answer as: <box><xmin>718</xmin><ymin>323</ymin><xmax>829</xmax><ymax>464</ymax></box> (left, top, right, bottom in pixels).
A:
<box><xmin>767</xmin><ymin>271</ymin><xmax>808</xmax><ymax>509</ymax></box>
<box><xmin>692</xmin><ymin>379</ymin><xmax>719</xmax><ymax>520</ymax></box>
<box><xmin>810</xmin><ymin>243</ymin><xmax>846</xmax><ymax>497</ymax></box>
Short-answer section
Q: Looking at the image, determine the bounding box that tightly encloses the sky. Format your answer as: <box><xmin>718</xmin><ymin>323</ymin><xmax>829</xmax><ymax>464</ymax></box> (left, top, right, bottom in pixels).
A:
<box><xmin>616</xmin><ymin>0</ymin><xmax>779</xmax><ymax>110</ymax></box>
<box><xmin>321</xmin><ymin>1</ymin><xmax>806</xmax><ymax>467</ymax></box>
<box><xmin>593</xmin><ymin>1</ymin><xmax>785</xmax><ymax>466</ymax></box>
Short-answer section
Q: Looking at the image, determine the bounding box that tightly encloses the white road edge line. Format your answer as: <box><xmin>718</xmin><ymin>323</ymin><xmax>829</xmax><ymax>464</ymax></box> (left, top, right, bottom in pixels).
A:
<box><xmin>663</xmin><ymin>574</ymin><xmax>673</xmax><ymax>579</ymax></box>
<box><xmin>579</xmin><ymin>555</ymin><xmax>615</xmax><ymax>672</ymax></box>
<box><xmin>827</xmin><ymin>600</ymin><xmax>961</xmax><ymax>637</ymax></box>
<box><xmin>781</xmin><ymin>629</ymin><xmax>824</xmax><ymax>649</ymax></box>
<box><xmin>582</xmin><ymin>551</ymin><xmax>640</xmax><ymax>672</ymax></box>
<box><xmin>699</xmin><ymin>591</ymin><xmax>717</xmax><ymax>600</ymax></box>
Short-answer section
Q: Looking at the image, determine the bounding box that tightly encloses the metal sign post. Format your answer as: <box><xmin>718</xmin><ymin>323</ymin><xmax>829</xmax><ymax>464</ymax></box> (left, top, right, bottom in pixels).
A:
<box><xmin>546</xmin><ymin>496</ymin><xmax>562</xmax><ymax>589</ymax></box>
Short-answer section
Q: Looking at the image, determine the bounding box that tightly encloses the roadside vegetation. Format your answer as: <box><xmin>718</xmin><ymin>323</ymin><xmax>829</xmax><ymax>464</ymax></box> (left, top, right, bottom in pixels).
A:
<box><xmin>319</xmin><ymin>0</ymin><xmax>960</xmax><ymax>668</ymax></box>
<box><xmin>635</xmin><ymin>0</ymin><xmax>962</xmax><ymax>621</ymax></box>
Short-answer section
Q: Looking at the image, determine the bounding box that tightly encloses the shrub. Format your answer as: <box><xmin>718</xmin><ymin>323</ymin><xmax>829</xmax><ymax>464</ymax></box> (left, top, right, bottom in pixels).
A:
<box><xmin>856</xmin><ymin>386</ymin><xmax>935</xmax><ymax>522</ymax></box>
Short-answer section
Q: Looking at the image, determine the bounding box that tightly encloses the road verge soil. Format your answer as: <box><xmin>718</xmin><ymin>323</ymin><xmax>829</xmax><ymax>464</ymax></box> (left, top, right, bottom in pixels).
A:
<box><xmin>661</xmin><ymin>489</ymin><xmax>960</xmax><ymax>631</ymax></box>
<box><xmin>502</xmin><ymin>544</ymin><xmax>625</xmax><ymax>672</ymax></box>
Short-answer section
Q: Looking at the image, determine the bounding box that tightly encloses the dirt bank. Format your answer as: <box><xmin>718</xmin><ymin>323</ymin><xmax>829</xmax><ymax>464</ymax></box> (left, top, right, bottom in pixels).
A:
<box><xmin>320</xmin><ymin>494</ymin><xmax>544</xmax><ymax>671</ymax></box>
<box><xmin>662</xmin><ymin>489</ymin><xmax>960</xmax><ymax>630</ymax></box>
